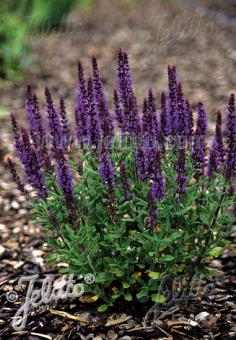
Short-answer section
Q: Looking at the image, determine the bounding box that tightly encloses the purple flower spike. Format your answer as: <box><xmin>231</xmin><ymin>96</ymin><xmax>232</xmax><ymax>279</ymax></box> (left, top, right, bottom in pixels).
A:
<box><xmin>151</xmin><ymin>149</ymin><xmax>165</xmax><ymax>200</ymax></box>
<box><xmin>92</xmin><ymin>56</ymin><xmax>114</xmax><ymax>141</ymax></box>
<box><xmin>120</xmin><ymin>161</ymin><xmax>133</xmax><ymax>201</ymax></box>
<box><xmin>117</xmin><ymin>50</ymin><xmax>140</xmax><ymax>136</ymax></box>
<box><xmin>56</xmin><ymin>149</ymin><xmax>74</xmax><ymax>201</ymax></box>
<box><xmin>135</xmin><ymin>146</ymin><xmax>146</xmax><ymax>180</ymax></box>
<box><xmin>126</xmin><ymin>93</ymin><xmax>141</xmax><ymax>137</ymax></box>
<box><xmin>7</xmin><ymin>157</ymin><xmax>28</xmax><ymax>197</ymax></box>
<box><xmin>87</xmin><ymin>77</ymin><xmax>101</xmax><ymax>147</ymax></box>
<box><xmin>214</xmin><ymin>111</ymin><xmax>224</xmax><ymax>163</ymax></box>
<box><xmin>175</xmin><ymin>147</ymin><xmax>187</xmax><ymax>195</ymax></box>
<box><xmin>10</xmin><ymin>113</ymin><xmax>22</xmax><ymax>157</ymax></box>
<box><xmin>191</xmin><ymin>103</ymin><xmax>208</xmax><ymax>174</ymax></box>
<box><xmin>184</xmin><ymin>99</ymin><xmax>194</xmax><ymax>136</ymax></box>
<box><xmin>207</xmin><ymin>140</ymin><xmax>219</xmax><ymax>178</ymax></box>
<box><xmin>147</xmin><ymin>189</ymin><xmax>158</xmax><ymax>229</ymax></box>
<box><xmin>147</xmin><ymin>89</ymin><xmax>159</xmax><ymax>141</ymax></box>
<box><xmin>114</xmin><ymin>89</ymin><xmax>124</xmax><ymax>132</ymax></box>
<box><xmin>76</xmin><ymin>59</ymin><xmax>88</xmax><ymax>144</ymax></box>
<box><xmin>20</xmin><ymin>129</ymin><xmax>47</xmax><ymax>199</ymax></box>
<box><xmin>160</xmin><ymin>91</ymin><xmax>170</xmax><ymax>136</ymax></box>
<box><xmin>26</xmin><ymin>86</ymin><xmax>45</xmax><ymax>148</ymax></box>
<box><xmin>59</xmin><ymin>96</ymin><xmax>71</xmax><ymax>148</ymax></box>
<box><xmin>224</xmin><ymin>94</ymin><xmax>236</xmax><ymax>180</ymax></box>
<box><xmin>99</xmin><ymin>143</ymin><xmax>115</xmax><ymax>189</ymax></box>
<box><xmin>45</xmin><ymin>87</ymin><xmax>62</xmax><ymax>151</ymax></box>
<box><xmin>167</xmin><ymin>65</ymin><xmax>178</xmax><ymax>135</ymax></box>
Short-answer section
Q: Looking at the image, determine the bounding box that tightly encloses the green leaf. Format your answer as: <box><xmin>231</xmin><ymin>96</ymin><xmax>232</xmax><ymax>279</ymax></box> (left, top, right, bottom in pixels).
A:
<box><xmin>136</xmin><ymin>289</ymin><xmax>148</xmax><ymax>300</ymax></box>
<box><xmin>148</xmin><ymin>271</ymin><xmax>160</xmax><ymax>279</ymax></box>
<box><xmin>208</xmin><ymin>246</ymin><xmax>224</xmax><ymax>257</ymax></box>
<box><xmin>160</xmin><ymin>255</ymin><xmax>174</xmax><ymax>262</ymax></box>
<box><xmin>151</xmin><ymin>294</ymin><xmax>166</xmax><ymax>303</ymax></box>
<box><xmin>97</xmin><ymin>304</ymin><xmax>109</xmax><ymax>312</ymax></box>
<box><xmin>124</xmin><ymin>293</ymin><xmax>133</xmax><ymax>301</ymax></box>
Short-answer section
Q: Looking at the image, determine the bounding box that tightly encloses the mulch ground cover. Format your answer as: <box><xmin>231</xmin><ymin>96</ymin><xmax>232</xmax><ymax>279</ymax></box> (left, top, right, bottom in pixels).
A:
<box><xmin>0</xmin><ymin>1</ymin><xmax>235</xmax><ymax>338</ymax></box>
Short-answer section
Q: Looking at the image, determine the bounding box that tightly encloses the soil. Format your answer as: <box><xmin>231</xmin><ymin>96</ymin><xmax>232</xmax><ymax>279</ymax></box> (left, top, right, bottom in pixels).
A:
<box><xmin>0</xmin><ymin>0</ymin><xmax>235</xmax><ymax>339</ymax></box>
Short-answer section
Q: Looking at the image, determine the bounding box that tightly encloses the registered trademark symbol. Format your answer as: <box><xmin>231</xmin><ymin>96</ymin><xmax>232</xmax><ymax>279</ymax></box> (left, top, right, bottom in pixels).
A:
<box><xmin>84</xmin><ymin>273</ymin><xmax>95</xmax><ymax>284</ymax></box>
<box><xmin>6</xmin><ymin>291</ymin><xmax>18</xmax><ymax>302</ymax></box>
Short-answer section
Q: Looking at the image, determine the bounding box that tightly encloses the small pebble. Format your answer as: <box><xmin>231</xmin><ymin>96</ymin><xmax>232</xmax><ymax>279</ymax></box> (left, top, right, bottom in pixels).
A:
<box><xmin>195</xmin><ymin>312</ymin><xmax>210</xmax><ymax>322</ymax></box>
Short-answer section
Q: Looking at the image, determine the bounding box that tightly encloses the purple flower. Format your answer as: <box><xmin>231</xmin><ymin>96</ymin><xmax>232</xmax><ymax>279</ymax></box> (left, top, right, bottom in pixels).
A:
<box><xmin>120</xmin><ymin>161</ymin><xmax>133</xmax><ymax>201</ymax></box>
<box><xmin>224</xmin><ymin>94</ymin><xmax>236</xmax><ymax>180</ymax></box>
<box><xmin>7</xmin><ymin>157</ymin><xmax>28</xmax><ymax>197</ymax></box>
<box><xmin>191</xmin><ymin>103</ymin><xmax>208</xmax><ymax>174</ymax></box>
<box><xmin>20</xmin><ymin>128</ymin><xmax>47</xmax><ymax>199</ymax></box>
<box><xmin>214</xmin><ymin>111</ymin><xmax>224</xmax><ymax>163</ymax></box>
<box><xmin>160</xmin><ymin>91</ymin><xmax>170</xmax><ymax>136</ymax></box>
<box><xmin>56</xmin><ymin>149</ymin><xmax>74</xmax><ymax>200</ymax></box>
<box><xmin>151</xmin><ymin>149</ymin><xmax>165</xmax><ymax>200</ymax></box>
<box><xmin>184</xmin><ymin>99</ymin><xmax>194</xmax><ymax>137</ymax></box>
<box><xmin>59</xmin><ymin>95</ymin><xmax>71</xmax><ymax>149</ymax></box>
<box><xmin>207</xmin><ymin>140</ymin><xmax>219</xmax><ymax>178</ymax></box>
<box><xmin>175</xmin><ymin>147</ymin><xmax>187</xmax><ymax>195</ymax></box>
<box><xmin>147</xmin><ymin>89</ymin><xmax>159</xmax><ymax>136</ymax></box>
<box><xmin>45</xmin><ymin>87</ymin><xmax>62</xmax><ymax>151</ymax></box>
<box><xmin>76</xmin><ymin>59</ymin><xmax>88</xmax><ymax>143</ymax></box>
<box><xmin>147</xmin><ymin>189</ymin><xmax>158</xmax><ymax>229</ymax></box>
<box><xmin>167</xmin><ymin>65</ymin><xmax>178</xmax><ymax>135</ymax></box>
<box><xmin>135</xmin><ymin>146</ymin><xmax>146</xmax><ymax>180</ymax></box>
<box><xmin>99</xmin><ymin>143</ymin><xmax>115</xmax><ymax>189</ymax></box>
<box><xmin>26</xmin><ymin>86</ymin><xmax>45</xmax><ymax>148</ymax></box>
<box><xmin>10</xmin><ymin>113</ymin><xmax>22</xmax><ymax>157</ymax></box>
<box><xmin>114</xmin><ymin>89</ymin><xmax>124</xmax><ymax>132</ymax></box>
<box><xmin>117</xmin><ymin>50</ymin><xmax>140</xmax><ymax>136</ymax></box>
<box><xmin>92</xmin><ymin>56</ymin><xmax>114</xmax><ymax>140</ymax></box>
<box><xmin>56</xmin><ymin>148</ymin><xmax>77</xmax><ymax>225</ymax></box>
<box><xmin>87</xmin><ymin>77</ymin><xmax>101</xmax><ymax>147</ymax></box>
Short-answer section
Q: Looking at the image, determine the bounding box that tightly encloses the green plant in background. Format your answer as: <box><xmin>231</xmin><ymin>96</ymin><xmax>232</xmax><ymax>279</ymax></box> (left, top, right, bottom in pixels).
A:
<box><xmin>8</xmin><ymin>51</ymin><xmax>236</xmax><ymax>311</ymax></box>
<box><xmin>0</xmin><ymin>0</ymin><xmax>83</xmax><ymax>79</ymax></box>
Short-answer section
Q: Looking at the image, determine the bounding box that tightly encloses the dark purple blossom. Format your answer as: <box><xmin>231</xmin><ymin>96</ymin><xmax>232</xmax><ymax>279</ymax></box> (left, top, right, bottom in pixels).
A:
<box><xmin>117</xmin><ymin>49</ymin><xmax>140</xmax><ymax>136</ymax></box>
<box><xmin>191</xmin><ymin>103</ymin><xmax>208</xmax><ymax>174</ymax></box>
<box><xmin>184</xmin><ymin>99</ymin><xmax>194</xmax><ymax>137</ymax></box>
<box><xmin>56</xmin><ymin>148</ymin><xmax>78</xmax><ymax>225</ymax></box>
<box><xmin>76</xmin><ymin>59</ymin><xmax>88</xmax><ymax>143</ymax></box>
<box><xmin>20</xmin><ymin>129</ymin><xmax>47</xmax><ymax>199</ymax></box>
<box><xmin>135</xmin><ymin>146</ymin><xmax>146</xmax><ymax>180</ymax></box>
<box><xmin>10</xmin><ymin>113</ymin><xmax>22</xmax><ymax>157</ymax></box>
<box><xmin>7</xmin><ymin>157</ymin><xmax>28</xmax><ymax>197</ymax></box>
<box><xmin>92</xmin><ymin>56</ymin><xmax>114</xmax><ymax>140</ymax></box>
<box><xmin>167</xmin><ymin>65</ymin><xmax>178</xmax><ymax>135</ymax></box>
<box><xmin>114</xmin><ymin>89</ymin><xmax>124</xmax><ymax>132</ymax></box>
<box><xmin>151</xmin><ymin>149</ymin><xmax>165</xmax><ymax>200</ymax></box>
<box><xmin>120</xmin><ymin>161</ymin><xmax>133</xmax><ymax>201</ymax></box>
<box><xmin>26</xmin><ymin>86</ymin><xmax>45</xmax><ymax>148</ymax></box>
<box><xmin>59</xmin><ymin>95</ymin><xmax>71</xmax><ymax>148</ymax></box>
<box><xmin>87</xmin><ymin>77</ymin><xmax>101</xmax><ymax>147</ymax></box>
<box><xmin>160</xmin><ymin>91</ymin><xmax>170</xmax><ymax>136</ymax></box>
<box><xmin>175</xmin><ymin>147</ymin><xmax>187</xmax><ymax>195</ymax></box>
<box><xmin>224</xmin><ymin>94</ymin><xmax>236</xmax><ymax>180</ymax></box>
<box><xmin>45</xmin><ymin>87</ymin><xmax>62</xmax><ymax>151</ymax></box>
<box><xmin>99</xmin><ymin>144</ymin><xmax>115</xmax><ymax>189</ymax></box>
<box><xmin>207</xmin><ymin>140</ymin><xmax>219</xmax><ymax>178</ymax></box>
<box><xmin>214</xmin><ymin>111</ymin><xmax>224</xmax><ymax>163</ymax></box>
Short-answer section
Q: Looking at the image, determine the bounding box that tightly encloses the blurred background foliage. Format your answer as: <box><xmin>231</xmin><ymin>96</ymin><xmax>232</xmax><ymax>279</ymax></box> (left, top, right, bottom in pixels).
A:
<box><xmin>0</xmin><ymin>0</ymin><xmax>92</xmax><ymax>79</ymax></box>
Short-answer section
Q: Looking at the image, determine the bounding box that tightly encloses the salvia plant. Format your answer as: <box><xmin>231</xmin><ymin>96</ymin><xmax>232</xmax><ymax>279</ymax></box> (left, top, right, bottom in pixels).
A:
<box><xmin>9</xmin><ymin>50</ymin><xmax>236</xmax><ymax>311</ymax></box>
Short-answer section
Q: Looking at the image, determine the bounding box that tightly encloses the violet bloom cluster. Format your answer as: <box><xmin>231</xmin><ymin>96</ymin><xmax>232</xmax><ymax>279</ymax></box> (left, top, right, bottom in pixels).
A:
<box><xmin>224</xmin><ymin>94</ymin><xmax>236</xmax><ymax>181</ymax></box>
<box><xmin>120</xmin><ymin>161</ymin><xmax>133</xmax><ymax>201</ymax></box>
<box><xmin>9</xmin><ymin>50</ymin><xmax>236</xmax><ymax>230</ymax></box>
<box><xmin>191</xmin><ymin>103</ymin><xmax>208</xmax><ymax>174</ymax></box>
<box><xmin>99</xmin><ymin>144</ymin><xmax>115</xmax><ymax>191</ymax></box>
